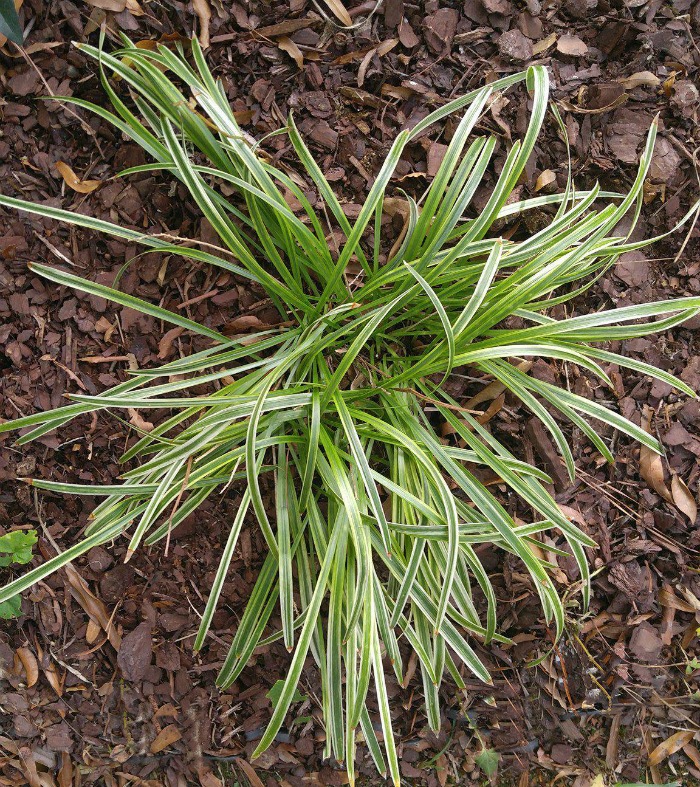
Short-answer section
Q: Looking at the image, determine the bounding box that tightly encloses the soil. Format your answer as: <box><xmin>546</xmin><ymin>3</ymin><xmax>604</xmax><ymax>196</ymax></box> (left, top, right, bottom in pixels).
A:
<box><xmin>1</xmin><ymin>1</ymin><xmax>700</xmax><ymax>786</ymax></box>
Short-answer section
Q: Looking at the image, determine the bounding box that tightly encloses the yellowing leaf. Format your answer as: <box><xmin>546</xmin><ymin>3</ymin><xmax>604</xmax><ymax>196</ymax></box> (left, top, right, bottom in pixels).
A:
<box><xmin>55</xmin><ymin>161</ymin><xmax>102</xmax><ymax>194</ymax></box>
<box><xmin>671</xmin><ymin>474</ymin><xmax>697</xmax><ymax>523</ymax></box>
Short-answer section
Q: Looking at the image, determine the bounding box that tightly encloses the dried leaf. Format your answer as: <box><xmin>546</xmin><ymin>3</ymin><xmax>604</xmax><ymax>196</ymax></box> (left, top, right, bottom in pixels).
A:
<box><xmin>618</xmin><ymin>71</ymin><xmax>660</xmax><ymax>90</ymax></box>
<box><xmin>37</xmin><ymin>641</ymin><xmax>63</xmax><ymax>697</ymax></box>
<box><xmin>192</xmin><ymin>0</ymin><xmax>211</xmax><ymax>49</ymax></box>
<box><xmin>671</xmin><ymin>474</ymin><xmax>697</xmax><ymax>522</ymax></box>
<box><xmin>233</xmin><ymin>758</ymin><xmax>266</xmax><ymax>787</ymax></box>
<box><xmin>86</xmin><ymin>618</ymin><xmax>101</xmax><ymax>644</ymax></box>
<box><xmin>684</xmin><ymin>742</ymin><xmax>700</xmax><ymax>771</ymax></box>
<box><xmin>252</xmin><ymin>18</ymin><xmax>315</xmax><ymax>38</ymax></box>
<box><xmin>55</xmin><ymin>161</ymin><xmax>101</xmax><ymax>194</ymax></box>
<box><xmin>648</xmin><ymin>729</ymin><xmax>694</xmax><ymax>766</ymax></box>
<box><xmin>57</xmin><ymin>753</ymin><xmax>73</xmax><ymax>787</ymax></box>
<box><xmin>535</xmin><ymin>169</ymin><xmax>557</xmax><ymax>192</ymax></box>
<box><xmin>16</xmin><ymin>646</ymin><xmax>38</xmax><ymax>687</ymax></box>
<box><xmin>198</xmin><ymin>768</ymin><xmax>225</xmax><ymax>787</ymax></box>
<box><xmin>150</xmin><ymin>724</ymin><xmax>182</xmax><ymax>753</ymax></box>
<box><xmin>376</xmin><ymin>37</ymin><xmax>399</xmax><ymax>56</ymax></box>
<box><xmin>277</xmin><ymin>36</ymin><xmax>303</xmax><ymax>68</ymax></box>
<box><xmin>532</xmin><ymin>32</ymin><xmax>557</xmax><ymax>56</ymax></box>
<box><xmin>321</xmin><ymin>0</ymin><xmax>352</xmax><ymax>25</ymax></box>
<box><xmin>557</xmin><ymin>34</ymin><xmax>588</xmax><ymax>56</ymax></box>
<box><xmin>662</xmin><ymin>71</ymin><xmax>677</xmax><ymax>98</ymax></box>
<box><xmin>158</xmin><ymin>326</ymin><xmax>185</xmax><ymax>360</ymax></box>
<box><xmin>639</xmin><ymin>407</ymin><xmax>673</xmax><ymax>502</ymax></box>
<box><xmin>659</xmin><ymin>584</ymin><xmax>696</xmax><ymax>613</ymax></box>
<box><xmin>128</xmin><ymin>408</ymin><xmax>155</xmax><ymax>433</ymax></box>
<box><xmin>64</xmin><ymin>563</ymin><xmax>121</xmax><ymax>650</ymax></box>
<box><xmin>357</xmin><ymin>47</ymin><xmax>375</xmax><ymax>88</ymax></box>
<box><xmin>85</xmin><ymin>0</ymin><xmax>125</xmax><ymax>10</ymax></box>
<box><xmin>383</xmin><ymin>196</ymin><xmax>412</xmax><ymax>261</ymax></box>
<box><xmin>558</xmin><ymin>94</ymin><xmax>628</xmax><ymax>114</ymax></box>
<box><xmin>465</xmin><ymin>360</ymin><xmax>532</xmax><ymax>409</ymax></box>
<box><xmin>18</xmin><ymin>747</ymin><xmax>41</xmax><ymax>787</ymax></box>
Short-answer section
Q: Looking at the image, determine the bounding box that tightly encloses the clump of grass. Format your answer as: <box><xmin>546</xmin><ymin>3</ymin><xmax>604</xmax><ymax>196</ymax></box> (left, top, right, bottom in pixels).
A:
<box><xmin>0</xmin><ymin>37</ymin><xmax>698</xmax><ymax>784</ymax></box>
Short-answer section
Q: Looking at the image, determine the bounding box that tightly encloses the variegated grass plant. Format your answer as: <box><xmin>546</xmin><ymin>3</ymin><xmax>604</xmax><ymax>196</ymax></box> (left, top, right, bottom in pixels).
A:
<box><xmin>0</xmin><ymin>38</ymin><xmax>698</xmax><ymax>784</ymax></box>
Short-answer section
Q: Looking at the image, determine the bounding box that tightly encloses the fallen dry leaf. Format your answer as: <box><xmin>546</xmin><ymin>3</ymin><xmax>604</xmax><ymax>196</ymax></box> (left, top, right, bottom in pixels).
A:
<box><xmin>198</xmin><ymin>768</ymin><xmax>225</xmax><ymax>787</ymax></box>
<box><xmin>64</xmin><ymin>563</ymin><xmax>121</xmax><ymax>650</ymax></box>
<box><xmin>18</xmin><ymin>748</ymin><xmax>41</xmax><ymax>787</ymax></box>
<box><xmin>57</xmin><ymin>753</ymin><xmax>73</xmax><ymax>787</ymax></box>
<box><xmin>233</xmin><ymin>758</ymin><xmax>266</xmax><ymax>787</ymax></box>
<box><xmin>535</xmin><ymin>169</ymin><xmax>557</xmax><ymax>192</ymax></box>
<box><xmin>86</xmin><ymin>618</ymin><xmax>101</xmax><ymax>644</ymax></box>
<box><xmin>277</xmin><ymin>36</ymin><xmax>303</xmax><ymax>68</ymax></box>
<box><xmin>618</xmin><ymin>71</ymin><xmax>660</xmax><ymax>90</ymax></box>
<box><xmin>662</xmin><ymin>71</ymin><xmax>677</xmax><ymax>98</ymax></box>
<box><xmin>128</xmin><ymin>408</ymin><xmax>155</xmax><ymax>433</ymax></box>
<box><xmin>158</xmin><ymin>326</ymin><xmax>186</xmax><ymax>359</ymax></box>
<box><xmin>150</xmin><ymin>724</ymin><xmax>182</xmax><ymax>753</ymax></box>
<box><xmin>684</xmin><ymin>742</ymin><xmax>700</xmax><ymax>771</ymax></box>
<box><xmin>648</xmin><ymin>729</ymin><xmax>695</xmax><ymax>766</ymax></box>
<box><xmin>557</xmin><ymin>34</ymin><xmax>588</xmax><ymax>57</ymax></box>
<box><xmin>38</xmin><ymin>645</ymin><xmax>63</xmax><ymax>697</ymax></box>
<box><xmin>558</xmin><ymin>94</ymin><xmax>628</xmax><ymax>114</ymax></box>
<box><xmin>321</xmin><ymin>0</ymin><xmax>352</xmax><ymax>26</ymax></box>
<box><xmin>639</xmin><ymin>407</ymin><xmax>673</xmax><ymax>502</ymax></box>
<box><xmin>671</xmin><ymin>474</ymin><xmax>697</xmax><ymax>522</ymax></box>
<box><xmin>16</xmin><ymin>646</ymin><xmax>38</xmax><ymax>688</ymax></box>
<box><xmin>532</xmin><ymin>32</ymin><xmax>557</xmax><ymax>56</ymax></box>
<box><xmin>659</xmin><ymin>584</ymin><xmax>697</xmax><ymax>613</ymax></box>
<box><xmin>192</xmin><ymin>0</ymin><xmax>211</xmax><ymax>49</ymax></box>
<box><xmin>377</xmin><ymin>37</ymin><xmax>399</xmax><ymax>56</ymax></box>
<box><xmin>55</xmin><ymin>161</ymin><xmax>102</xmax><ymax>194</ymax></box>
<box><xmin>85</xmin><ymin>0</ymin><xmax>126</xmax><ymax>11</ymax></box>
<box><xmin>465</xmin><ymin>360</ymin><xmax>533</xmax><ymax>409</ymax></box>
<box><xmin>383</xmin><ymin>196</ymin><xmax>412</xmax><ymax>261</ymax></box>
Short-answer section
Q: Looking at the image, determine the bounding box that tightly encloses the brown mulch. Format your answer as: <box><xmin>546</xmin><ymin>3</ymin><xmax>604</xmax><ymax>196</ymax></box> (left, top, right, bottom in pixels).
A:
<box><xmin>1</xmin><ymin>1</ymin><xmax>700</xmax><ymax>785</ymax></box>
